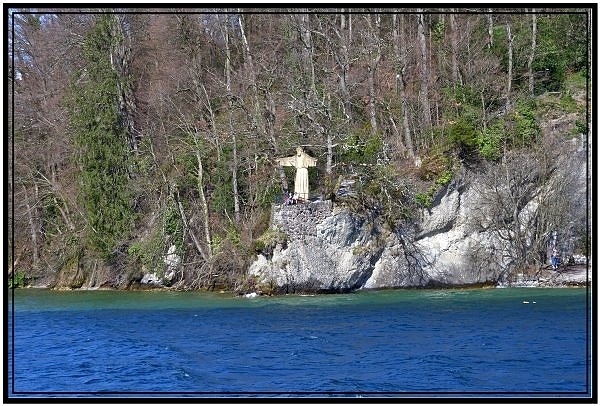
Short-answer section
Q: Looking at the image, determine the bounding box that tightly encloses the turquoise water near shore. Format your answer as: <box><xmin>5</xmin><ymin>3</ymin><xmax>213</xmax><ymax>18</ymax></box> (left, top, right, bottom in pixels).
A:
<box><xmin>7</xmin><ymin>287</ymin><xmax>592</xmax><ymax>398</ymax></box>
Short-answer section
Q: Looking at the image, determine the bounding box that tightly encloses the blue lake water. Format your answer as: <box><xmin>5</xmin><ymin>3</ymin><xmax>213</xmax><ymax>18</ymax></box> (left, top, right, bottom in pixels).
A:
<box><xmin>6</xmin><ymin>287</ymin><xmax>592</xmax><ymax>399</ymax></box>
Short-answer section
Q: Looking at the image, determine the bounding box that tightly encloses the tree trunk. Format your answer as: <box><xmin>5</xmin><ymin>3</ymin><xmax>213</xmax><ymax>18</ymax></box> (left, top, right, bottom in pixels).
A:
<box><xmin>417</xmin><ymin>11</ymin><xmax>432</xmax><ymax>143</ymax></box>
<box><xmin>238</xmin><ymin>13</ymin><xmax>288</xmax><ymax>193</ymax></box>
<box><xmin>528</xmin><ymin>10</ymin><xmax>537</xmax><ymax>96</ymax></box>
<box><xmin>238</xmin><ymin>13</ymin><xmax>262</xmax><ymax>134</ymax></box>
<box><xmin>505</xmin><ymin>20</ymin><xmax>513</xmax><ymax>113</ymax></box>
<box><xmin>325</xmin><ymin>92</ymin><xmax>334</xmax><ymax>178</ymax></box>
<box><xmin>392</xmin><ymin>14</ymin><xmax>415</xmax><ymax>159</ymax></box>
<box><xmin>176</xmin><ymin>190</ymin><xmax>207</xmax><ymax>262</ymax></box>
<box><xmin>367</xmin><ymin>15</ymin><xmax>381</xmax><ymax>137</ymax></box>
<box><xmin>22</xmin><ymin>183</ymin><xmax>40</xmax><ymax>269</ymax></box>
<box><xmin>265</xmin><ymin>91</ymin><xmax>289</xmax><ymax>192</ymax></box>
<box><xmin>198</xmin><ymin>81</ymin><xmax>220</xmax><ymax>160</ymax></box>
<box><xmin>230</xmin><ymin>117</ymin><xmax>241</xmax><ymax>223</ymax></box>
<box><xmin>222</xmin><ymin>16</ymin><xmax>240</xmax><ymax>222</ymax></box>
<box><xmin>195</xmin><ymin>149</ymin><xmax>212</xmax><ymax>259</ymax></box>
<box><xmin>388</xmin><ymin>113</ymin><xmax>406</xmax><ymax>158</ymax></box>
<box><xmin>450</xmin><ymin>12</ymin><xmax>460</xmax><ymax>84</ymax></box>
<box><xmin>487</xmin><ymin>10</ymin><xmax>494</xmax><ymax>49</ymax></box>
<box><xmin>367</xmin><ymin>66</ymin><xmax>378</xmax><ymax>137</ymax></box>
<box><xmin>339</xmin><ymin>10</ymin><xmax>352</xmax><ymax>121</ymax></box>
<box><xmin>481</xmin><ymin>92</ymin><xmax>487</xmax><ymax>131</ymax></box>
<box><xmin>300</xmin><ymin>13</ymin><xmax>317</xmax><ymax>100</ymax></box>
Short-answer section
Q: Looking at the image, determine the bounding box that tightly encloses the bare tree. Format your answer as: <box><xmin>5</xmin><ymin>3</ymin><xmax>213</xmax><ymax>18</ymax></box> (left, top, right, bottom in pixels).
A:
<box><xmin>365</xmin><ymin>14</ymin><xmax>382</xmax><ymax>137</ymax></box>
<box><xmin>487</xmin><ymin>9</ymin><xmax>494</xmax><ymax>48</ymax></box>
<box><xmin>299</xmin><ymin>13</ymin><xmax>318</xmax><ymax>100</ymax></box>
<box><xmin>336</xmin><ymin>10</ymin><xmax>353</xmax><ymax>121</ymax></box>
<box><xmin>11</xmin><ymin>12</ymin><xmax>85</xmax><ymax>273</ymax></box>
<box><xmin>449</xmin><ymin>11</ymin><xmax>460</xmax><ymax>85</ymax></box>
<box><xmin>237</xmin><ymin>12</ymin><xmax>289</xmax><ymax>193</ymax></box>
<box><xmin>505</xmin><ymin>18</ymin><xmax>513</xmax><ymax>113</ymax></box>
<box><xmin>527</xmin><ymin>10</ymin><xmax>537</xmax><ymax>96</ymax></box>
<box><xmin>287</xmin><ymin>13</ymin><xmax>339</xmax><ymax>184</ymax></box>
<box><xmin>471</xmin><ymin>138</ymin><xmax>583</xmax><ymax>279</ymax></box>
<box><xmin>391</xmin><ymin>13</ymin><xmax>415</xmax><ymax>160</ymax></box>
<box><xmin>220</xmin><ymin>14</ymin><xmax>241</xmax><ymax>222</ymax></box>
<box><xmin>417</xmin><ymin>10</ymin><xmax>432</xmax><ymax>142</ymax></box>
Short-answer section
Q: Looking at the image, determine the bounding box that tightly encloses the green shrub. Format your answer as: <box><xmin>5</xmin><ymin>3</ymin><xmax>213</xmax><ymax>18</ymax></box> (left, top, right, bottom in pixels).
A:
<box><xmin>211</xmin><ymin>234</ymin><xmax>224</xmax><ymax>256</ymax></box>
<box><xmin>512</xmin><ymin>98</ymin><xmax>541</xmax><ymax>147</ymax></box>
<box><xmin>9</xmin><ymin>271</ymin><xmax>28</xmax><ymax>288</ymax></box>
<box><xmin>447</xmin><ymin>120</ymin><xmax>478</xmax><ymax>151</ymax></box>
<box><xmin>342</xmin><ymin>129</ymin><xmax>382</xmax><ymax>165</ymax></box>
<box><xmin>415</xmin><ymin>169</ymin><xmax>454</xmax><ymax>210</ymax></box>
<box><xmin>127</xmin><ymin>228</ymin><xmax>165</xmax><ymax>275</ymax></box>
<box><xmin>477</xmin><ymin>121</ymin><xmax>505</xmax><ymax>161</ymax></box>
<box><xmin>164</xmin><ymin>204</ymin><xmax>183</xmax><ymax>250</ymax></box>
<box><xmin>127</xmin><ymin>242</ymin><xmax>142</xmax><ymax>257</ymax></box>
<box><xmin>435</xmin><ymin>170</ymin><xmax>454</xmax><ymax>188</ymax></box>
<box><xmin>572</xmin><ymin>119</ymin><xmax>587</xmax><ymax>136</ymax></box>
<box><xmin>563</xmin><ymin>71</ymin><xmax>587</xmax><ymax>100</ymax></box>
<box><xmin>417</xmin><ymin>150</ymin><xmax>451</xmax><ymax>182</ymax></box>
<box><xmin>416</xmin><ymin>192</ymin><xmax>432</xmax><ymax>208</ymax></box>
<box><xmin>253</xmin><ymin>229</ymin><xmax>288</xmax><ymax>258</ymax></box>
<box><xmin>559</xmin><ymin>94</ymin><xmax>578</xmax><ymax>113</ymax></box>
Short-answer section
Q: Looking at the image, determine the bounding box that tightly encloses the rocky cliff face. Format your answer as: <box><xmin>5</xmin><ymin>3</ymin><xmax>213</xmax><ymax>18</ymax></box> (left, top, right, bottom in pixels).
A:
<box><xmin>249</xmin><ymin>201</ymin><xmax>383</xmax><ymax>293</ymax></box>
<box><xmin>412</xmin><ymin>171</ymin><xmax>507</xmax><ymax>286</ymax></box>
<box><xmin>248</xmin><ymin>141</ymin><xmax>589</xmax><ymax>293</ymax></box>
<box><xmin>248</xmin><ymin>181</ymin><xmax>501</xmax><ymax>293</ymax></box>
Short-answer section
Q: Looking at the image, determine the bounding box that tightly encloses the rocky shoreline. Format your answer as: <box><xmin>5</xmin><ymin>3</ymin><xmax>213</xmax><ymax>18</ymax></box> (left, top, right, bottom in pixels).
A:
<box><xmin>20</xmin><ymin>277</ymin><xmax>590</xmax><ymax>294</ymax></box>
<box><xmin>497</xmin><ymin>265</ymin><xmax>590</xmax><ymax>288</ymax></box>
<box><xmin>19</xmin><ymin>262</ymin><xmax>589</xmax><ymax>293</ymax></box>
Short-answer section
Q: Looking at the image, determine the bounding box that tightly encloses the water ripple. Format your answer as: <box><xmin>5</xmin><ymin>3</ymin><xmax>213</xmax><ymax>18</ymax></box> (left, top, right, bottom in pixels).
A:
<box><xmin>8</xmin><ymin>288</ymin><xmax>590</xmax><ymax>396</ymax></box>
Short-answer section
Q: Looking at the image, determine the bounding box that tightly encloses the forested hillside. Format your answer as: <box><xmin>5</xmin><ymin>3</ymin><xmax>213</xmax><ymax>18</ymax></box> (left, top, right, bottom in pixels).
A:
<box><xmin>8</xmin><ymin>7</ymin><xmax>591</xmax><ymax>290</ymax></box>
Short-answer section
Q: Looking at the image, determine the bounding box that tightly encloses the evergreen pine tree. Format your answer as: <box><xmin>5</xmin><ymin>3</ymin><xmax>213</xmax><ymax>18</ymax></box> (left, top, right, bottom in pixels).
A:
<box><xmin>68</xmin><ymin>14</ymin><xmax>134</xmax><ymax>259</ymax></box>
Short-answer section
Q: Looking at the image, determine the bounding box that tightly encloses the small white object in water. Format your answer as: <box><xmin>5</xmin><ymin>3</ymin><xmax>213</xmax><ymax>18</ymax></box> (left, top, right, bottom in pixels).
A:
<box><xmin>244</xmin><ymin>292</ymin><xmax>258</xmax><ymax>298</ymax></box>
<box><xmin>523</xmin><ymin>301</ymin><xmax>530</xmax><ymax>304</ymax></box>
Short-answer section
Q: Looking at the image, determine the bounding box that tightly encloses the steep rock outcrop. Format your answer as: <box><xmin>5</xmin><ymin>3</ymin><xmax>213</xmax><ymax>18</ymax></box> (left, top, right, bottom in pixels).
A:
<box><xmin>249</xmin><ymin>202</ymin><xmax>387</xmax><ymax>293</ymax></box>
<box><xmin>249</xmin><ymin>174</ymin><xmax>506</xmax><ymax>293</ymax></box>
<box><xmin>248</xmin><ymin>139</ymin><xmax>589</xmax><ymax>293</ymax></box>
<box><xmin>249</xmin><ymin>195</ymin><xmax>487</xmax><ymax>293</ymax></box>
<box><xmin>413</xmin><ymin>173</ymin><xmax>506</xmax><ymax>285</ymax></box>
